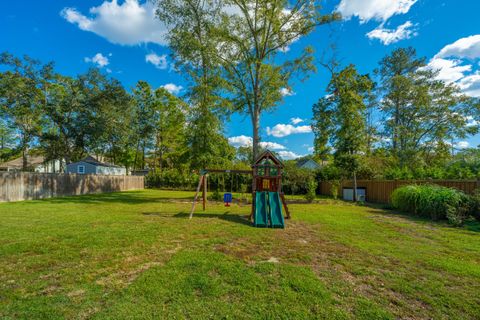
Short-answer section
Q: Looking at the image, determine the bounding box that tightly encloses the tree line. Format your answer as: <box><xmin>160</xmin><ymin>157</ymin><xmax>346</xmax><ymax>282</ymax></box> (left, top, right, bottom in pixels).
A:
<box><xmin>0</xmin><ymin>52</ymin><xmax>236</xmax><ymax>176</ymax></box>
<box><xmin>312</xmin><ymin>47</ymin><xmax>480</xmax><ymax>193</ymax></box>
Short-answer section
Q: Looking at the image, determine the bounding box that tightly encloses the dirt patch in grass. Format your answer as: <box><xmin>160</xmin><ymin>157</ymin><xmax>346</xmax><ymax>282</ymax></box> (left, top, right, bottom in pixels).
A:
<box><xmin>214</xmin><ymin>220</ymin><xmax>433</xmax><ymax>319</ymax></box>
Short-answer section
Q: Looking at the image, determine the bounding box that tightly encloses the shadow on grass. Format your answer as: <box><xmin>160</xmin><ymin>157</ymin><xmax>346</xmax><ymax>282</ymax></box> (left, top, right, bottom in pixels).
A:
<box><xmin>142</xmin><ymin>211</ymin><xmax>252</xmax><ymax>227</ymax></box>
<box><xmin>43</xmin><ymin>191</ymin><xmax>195</xmax><ymax>205</ymax></box>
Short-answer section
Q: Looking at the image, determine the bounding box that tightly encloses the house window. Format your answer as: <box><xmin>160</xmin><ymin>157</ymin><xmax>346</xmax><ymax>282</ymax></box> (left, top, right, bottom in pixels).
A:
<box><xmin>77</xmin><ymin>165</ymin><xmax>85</xmax><ymax>174</ymax></box>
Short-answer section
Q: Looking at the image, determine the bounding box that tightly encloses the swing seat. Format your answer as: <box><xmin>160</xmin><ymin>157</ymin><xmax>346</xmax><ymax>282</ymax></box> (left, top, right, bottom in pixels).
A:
<box><xmin>223</xmin><ymin>193</ymin><xmax>232</xmax><ymax>206</ymax></box>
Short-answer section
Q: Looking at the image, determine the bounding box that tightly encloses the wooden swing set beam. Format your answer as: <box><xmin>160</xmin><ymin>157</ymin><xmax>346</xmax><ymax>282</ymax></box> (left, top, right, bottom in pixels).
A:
<box><xmin>202</xmin><ymin>169</ymin><xmax>253</xmax><ymax>175</ymax></box>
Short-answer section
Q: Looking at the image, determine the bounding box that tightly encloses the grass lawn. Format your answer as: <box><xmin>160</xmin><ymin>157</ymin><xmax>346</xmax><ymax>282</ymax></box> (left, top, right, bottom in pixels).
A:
<box><xmin>1</xmin><ymin>189</ymin><xmax>479</xmax><ymax>319</ymax></box>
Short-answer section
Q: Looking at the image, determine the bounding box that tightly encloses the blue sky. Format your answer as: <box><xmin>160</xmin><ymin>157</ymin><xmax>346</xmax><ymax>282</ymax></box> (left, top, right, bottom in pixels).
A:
<box><xmin>2</xmin><ymin>0</ymin><xmax>480</xmax><ymax>159</ymax></box>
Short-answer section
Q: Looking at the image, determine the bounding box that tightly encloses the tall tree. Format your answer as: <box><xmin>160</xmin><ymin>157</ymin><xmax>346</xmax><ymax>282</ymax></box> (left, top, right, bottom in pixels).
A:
<box><xmin>157</xmin><ymin>0</ymin><xmax>339</xmax><ymax>162</ymax></box>
<box><xmin>0</xmin><ymin>53</ymin><xmax>52</xmax><ymax>170</ymax></box>
<box><xmin>186</xmin><ymin>102</ymin><xmax>236</xmax><ymax>169</ymax></box>
<box><xmin>152</xmin><ymin>87</ymin><xmax>187</xmax><ymax>171</ymax></box>
<box><xmin>132</xmin><ymin>81</ymin><xmax>156</xmax><ymax>170</ymax></box>
<box><xmin>316</xmin><ymin>64</ymin><xmax>374</xmax><ymax>201</ymax></box>
<box><xmin>377</xmin><ymin>47</ymin><xmax>479</xmax><ymax>166</ymax></box>
<box><xmin>311</xmin><ymin>97</ymin><xmax>333</xmax><ymax>164</ymax></box>
<box><xmin>42</xmin><ymin>70</ymin><xmax>132</xmax><ymax>168</ymax></box>
<box><xmin>214</xmin><ymin>0</ymin><xmax>338</xmax><ymax>161</ymax></box>
<box><xmin>156</xmin><ymin>0</ymin><xmax>233</xmax><ymax>169</ymax></box>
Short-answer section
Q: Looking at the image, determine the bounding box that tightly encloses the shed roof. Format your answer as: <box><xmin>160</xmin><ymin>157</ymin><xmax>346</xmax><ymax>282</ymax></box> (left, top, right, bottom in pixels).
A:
<box><xmin>71</xmin><ymin>156</ymin><xmax>123</xmax><ymax>168</ymax></box>
<box><xmin>296</xmin><ymin>158</ymin><xmax>320</xmax><ymax>168</ymax></box>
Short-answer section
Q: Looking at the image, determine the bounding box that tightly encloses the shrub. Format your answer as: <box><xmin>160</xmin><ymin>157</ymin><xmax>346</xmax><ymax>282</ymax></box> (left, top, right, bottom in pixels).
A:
<box><xmin>468</xmin><ymin>189</ymin><xmax>480</xmax><ymax>222</ymax></box>
<box><xmin>391</xmin><ymin>184</ymin><xmax>472</xmax><ymax>226</ymax></box>
<box><xmin>330</xmin><ymin>180</ymin><xmax>340</xmax><ymax>200</ymax></box>
<box><xmin>305</xmin><ymin>178</ymin><xmax>317</xmax><ymax>203</ymax></box>
<box><xmin>209</xmin><ymin>189</ymin><xmax>222</xmax><ymax>202</ymax></box>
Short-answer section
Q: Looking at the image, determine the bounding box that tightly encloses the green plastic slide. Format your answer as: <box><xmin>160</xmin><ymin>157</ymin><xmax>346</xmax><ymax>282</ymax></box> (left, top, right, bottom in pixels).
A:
<box><xmin>254</xmin><ymin>191</ymin><xmax>268</xmax><ymax>227</ymax></box>
<box><xmin>254</xmin><ymin>191</ymin><xmax>284</xmax><ymax>228</ymax></box>
<box><xmin>268</xmin><ymin>192</ymin><xmax>285</xmax><ymax>228</ymax></box>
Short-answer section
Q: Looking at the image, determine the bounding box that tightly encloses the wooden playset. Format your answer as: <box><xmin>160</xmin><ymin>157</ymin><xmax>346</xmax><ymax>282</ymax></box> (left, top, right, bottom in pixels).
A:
<box><xmin>189</xmin><ymin>150</ymin><xmax>290</xmax><ymax>228</ymax></box>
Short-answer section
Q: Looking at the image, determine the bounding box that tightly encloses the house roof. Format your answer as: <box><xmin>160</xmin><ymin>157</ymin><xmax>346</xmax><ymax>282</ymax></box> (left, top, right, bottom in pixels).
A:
<box><xmin>0</xmin><ymin>155</ymin><xmax>46</xmax><ymax>169</ymax></box>
<box><xmin>296</xmin><ymin>158</ymin><xmax>321</xmax><ymax>168</ymax></box>
<box><xmin>71</xmin><ymin>156</ymin><xmax>123</xmax><ymax>168</ymax></box>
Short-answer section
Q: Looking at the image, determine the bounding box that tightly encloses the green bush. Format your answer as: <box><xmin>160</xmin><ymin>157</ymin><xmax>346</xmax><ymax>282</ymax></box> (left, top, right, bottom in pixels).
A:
<box><xmin>330</xmin><ymin>180</ymin><xmax>340</xmax><ymax>200</ymax></box>
<box><xmin>209</xmin><ymin>189</ymin><xmax>222</xmax><ymax>201</ymax></box>
<box><xmin>145</xmin><ymin>169</ymin><xmax>196</xmax><ymax>189</ymax></box>
<box><xmin>391</xmin><ymin>184</ymin><xmax>472</xmax><ymax>226</ymax></box>
<box><xmin>468</xmin><ymin>189</ymin><xmax>480</xmax><ymax>222</ymax></box>
<box><xmin>305</xmin><ymin>178</ymin><xmax>317</xmax><ymax>203</ymax></box>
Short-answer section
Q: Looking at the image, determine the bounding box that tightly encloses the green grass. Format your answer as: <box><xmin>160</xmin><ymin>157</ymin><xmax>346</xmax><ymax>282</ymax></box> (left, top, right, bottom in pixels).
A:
<box><xmin>1</xmin><ymin>189</ymin><xmax>479</xmax><ymax>319</ymax></box>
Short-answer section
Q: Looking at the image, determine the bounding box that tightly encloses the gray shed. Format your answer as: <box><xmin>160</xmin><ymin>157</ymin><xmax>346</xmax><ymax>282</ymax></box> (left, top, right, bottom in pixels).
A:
<box><xmin>66</xmin><ymin>156</ymin><xmax>126</xmax><ymax>175</ymax></box>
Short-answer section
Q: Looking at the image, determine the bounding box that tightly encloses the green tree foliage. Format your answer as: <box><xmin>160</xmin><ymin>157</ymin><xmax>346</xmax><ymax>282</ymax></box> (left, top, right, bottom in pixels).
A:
<box><xmin>41</xmin><ymin>70</ymin><xmax>132</xmax><ymax>170</ymax></box>
<box><xmin>0</xmin><ymin>53</ymin><xmax>52</xmax><ymax>170</ymax></box>
<box><xmin>314</xmin><ymin>64</ymin><xmax>374</xmax><ymax>200</ymax></box>
<box><xmin>377</xmin><ymin>47</ymin><xmax>480</xmax><ymax>167</ymax></box>
<box><xmin>156</xmin><ymin>0</ymin><xmax>234</xmax><ymax>169</ymax></box>
<box><xmin>132</xmin><ymin>81</ymin><xmax>156</xmax><ymax>170</ymax></box>
<box><xmin>0</xmin><ymin>118</ymin><xmax>17</xmax><ymax>161</ymax></box>
<box><xmin>311</xmin><ymin>98</ymin><xmax>333</xmax><ymax>164</ymax></box>
<box><xmin>156</xmin><ymin>0</ymin><xmax>339</xmax><ymax>161</ymax></box>
<box><xmin>186</xmin><ymin>103</ymin><xmax>235</xmax><ymax>170</ymax></box>
<box><xmin>313</xmin><ymin>48</ymin><xmax>480</xmax><ymax>182</ymax></box>
<box><xmin>152</xmin><ymin>88</ymin><xmax>187</xmax><ymax>171</ymax></box>
<box><xmin>214</xmin><ymin>0</ymin><xmax>339</xmax><ymax>160</ymax></box>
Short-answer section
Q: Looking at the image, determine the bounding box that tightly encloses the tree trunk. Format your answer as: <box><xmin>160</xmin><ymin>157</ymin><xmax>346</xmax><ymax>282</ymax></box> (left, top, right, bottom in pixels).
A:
<box><xmin>159</xmin><ymin>135</ymin><xmax>163</xmax><ymax>173</ymax></box>
<box><xmin>22</xmin><ymin>147</ymin><xmax>28</xmax><ymax>171</ymax></box>
<box><xmin>21</xmin><ymin>134</ymin><xmax>28</xmax><ymax>171</ymax></box>
<box><xmin>133</xmin><ymin>139</ymin><xmax>140</xmax><ymax>172</ymax></box>
<box><xmin>252</xmin><ymin>110</ymin><xmax>260</xmax><ymax>163</ymax></box>
<box><xmin>142</xmin><ymin>142</ymin><xmax>146</xmax><ymax>170</ymax></box>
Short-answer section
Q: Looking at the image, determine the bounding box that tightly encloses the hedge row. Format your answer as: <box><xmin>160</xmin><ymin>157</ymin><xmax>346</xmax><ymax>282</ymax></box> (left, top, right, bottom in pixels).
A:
<box><xmin>391</xmin><ymin>184</ymin><xmax>480</xmax><ymax>226</ymax></box>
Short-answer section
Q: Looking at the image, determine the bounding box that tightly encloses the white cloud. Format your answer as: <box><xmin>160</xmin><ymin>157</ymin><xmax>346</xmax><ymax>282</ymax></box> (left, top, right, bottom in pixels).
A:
<box><xmin>259</xmin><ymin>141</ymin><xmax>286</xmax><ymax>151</ymax></box>
<box><xmin>308</xmin><ymin>147</ymin><xmax>314</xmax><ymax>152</ymax></box>
<box><xmin>337</xmin><ymin>0</ymin><xmax>417</xmax><ymax>23</ymax></box>
<box><xmin>266</xmin><ymin>124</ymin><xmax>312</xmax><ymax>138</ymax></box>
<box><xmin>435</xmin><ymin>35</ymin><xmax>480</xmax><ymax>60</ymax></box>
<box><xmin>455</xmin><ymin>141</ymin><xmax>470</xmax><ymax>149</ymax></box>
<box><xmin>228</xmin><ymin>135</ymin><xmax>252</xmax><ymax>148</ymax></box>
<box><xmin>227</xmin><ymin>135</ymin><xmax>286</xmax><ymax>150</ymax></box>
<box><xmin>280</xmin><ymin>87</ymin><xmax>295</xmax><ymax>97</ymax></box>
<box><xmin>457</xmin><ymin>72</ymin><xmax>480</xmax><ymax>97</ymax></box>
<box><xmin>426</xmin><ymin>35</ymin><xmax>480</xmax><ymax>97</ymax></box>
<box><xmin>84</xmin><ymin>53</ymin><xmax>109</xmax><ymax>67</ymax></box>
<box><xmin>424</xmin><ymin>58</ymin><xmax>471</xmax><ymax>83</ymax></box>
<box><xmin>465</xmin><ymin>116</ymin><xmax>479</xmax><ymax>127</ymax></box>
<box><xmin>145</xmin><ymin>53</ymin><xmax>168</xmax><ymax>69</ymax></box>
<box><xmin>278</xmin><ymin>151</ymin><xmax>302</xmax><ymax>160</ymax></box>
<box><xmin>290</xmin><ymin>117</ymin><xmax>304</xmax><ymax>125</ymax></box>
<box><xmin>61</xmin><ymin>0</ymin><xmax>167</xmax><ymax>46</ymax></box>
<box><xmin>161</xmin><ymin>83</ymin><xmax>183</xmax><ymax>95</ymax></box>
<box><xmin>366</xmin><ymin>21</ymin><xmax>416</xmax><ymax>45</ymax></box>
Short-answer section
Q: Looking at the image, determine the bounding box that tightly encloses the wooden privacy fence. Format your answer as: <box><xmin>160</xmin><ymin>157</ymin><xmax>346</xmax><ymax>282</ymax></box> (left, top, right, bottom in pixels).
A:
<box><xmin>0</xmin><ymin>172</ymin><xmax>144</xmax><ymax>202</ymax></box>
<box><xmin>319</xmin><ymin>179</ymin><xmax>480</xmax><ymax>204</ymax></box>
